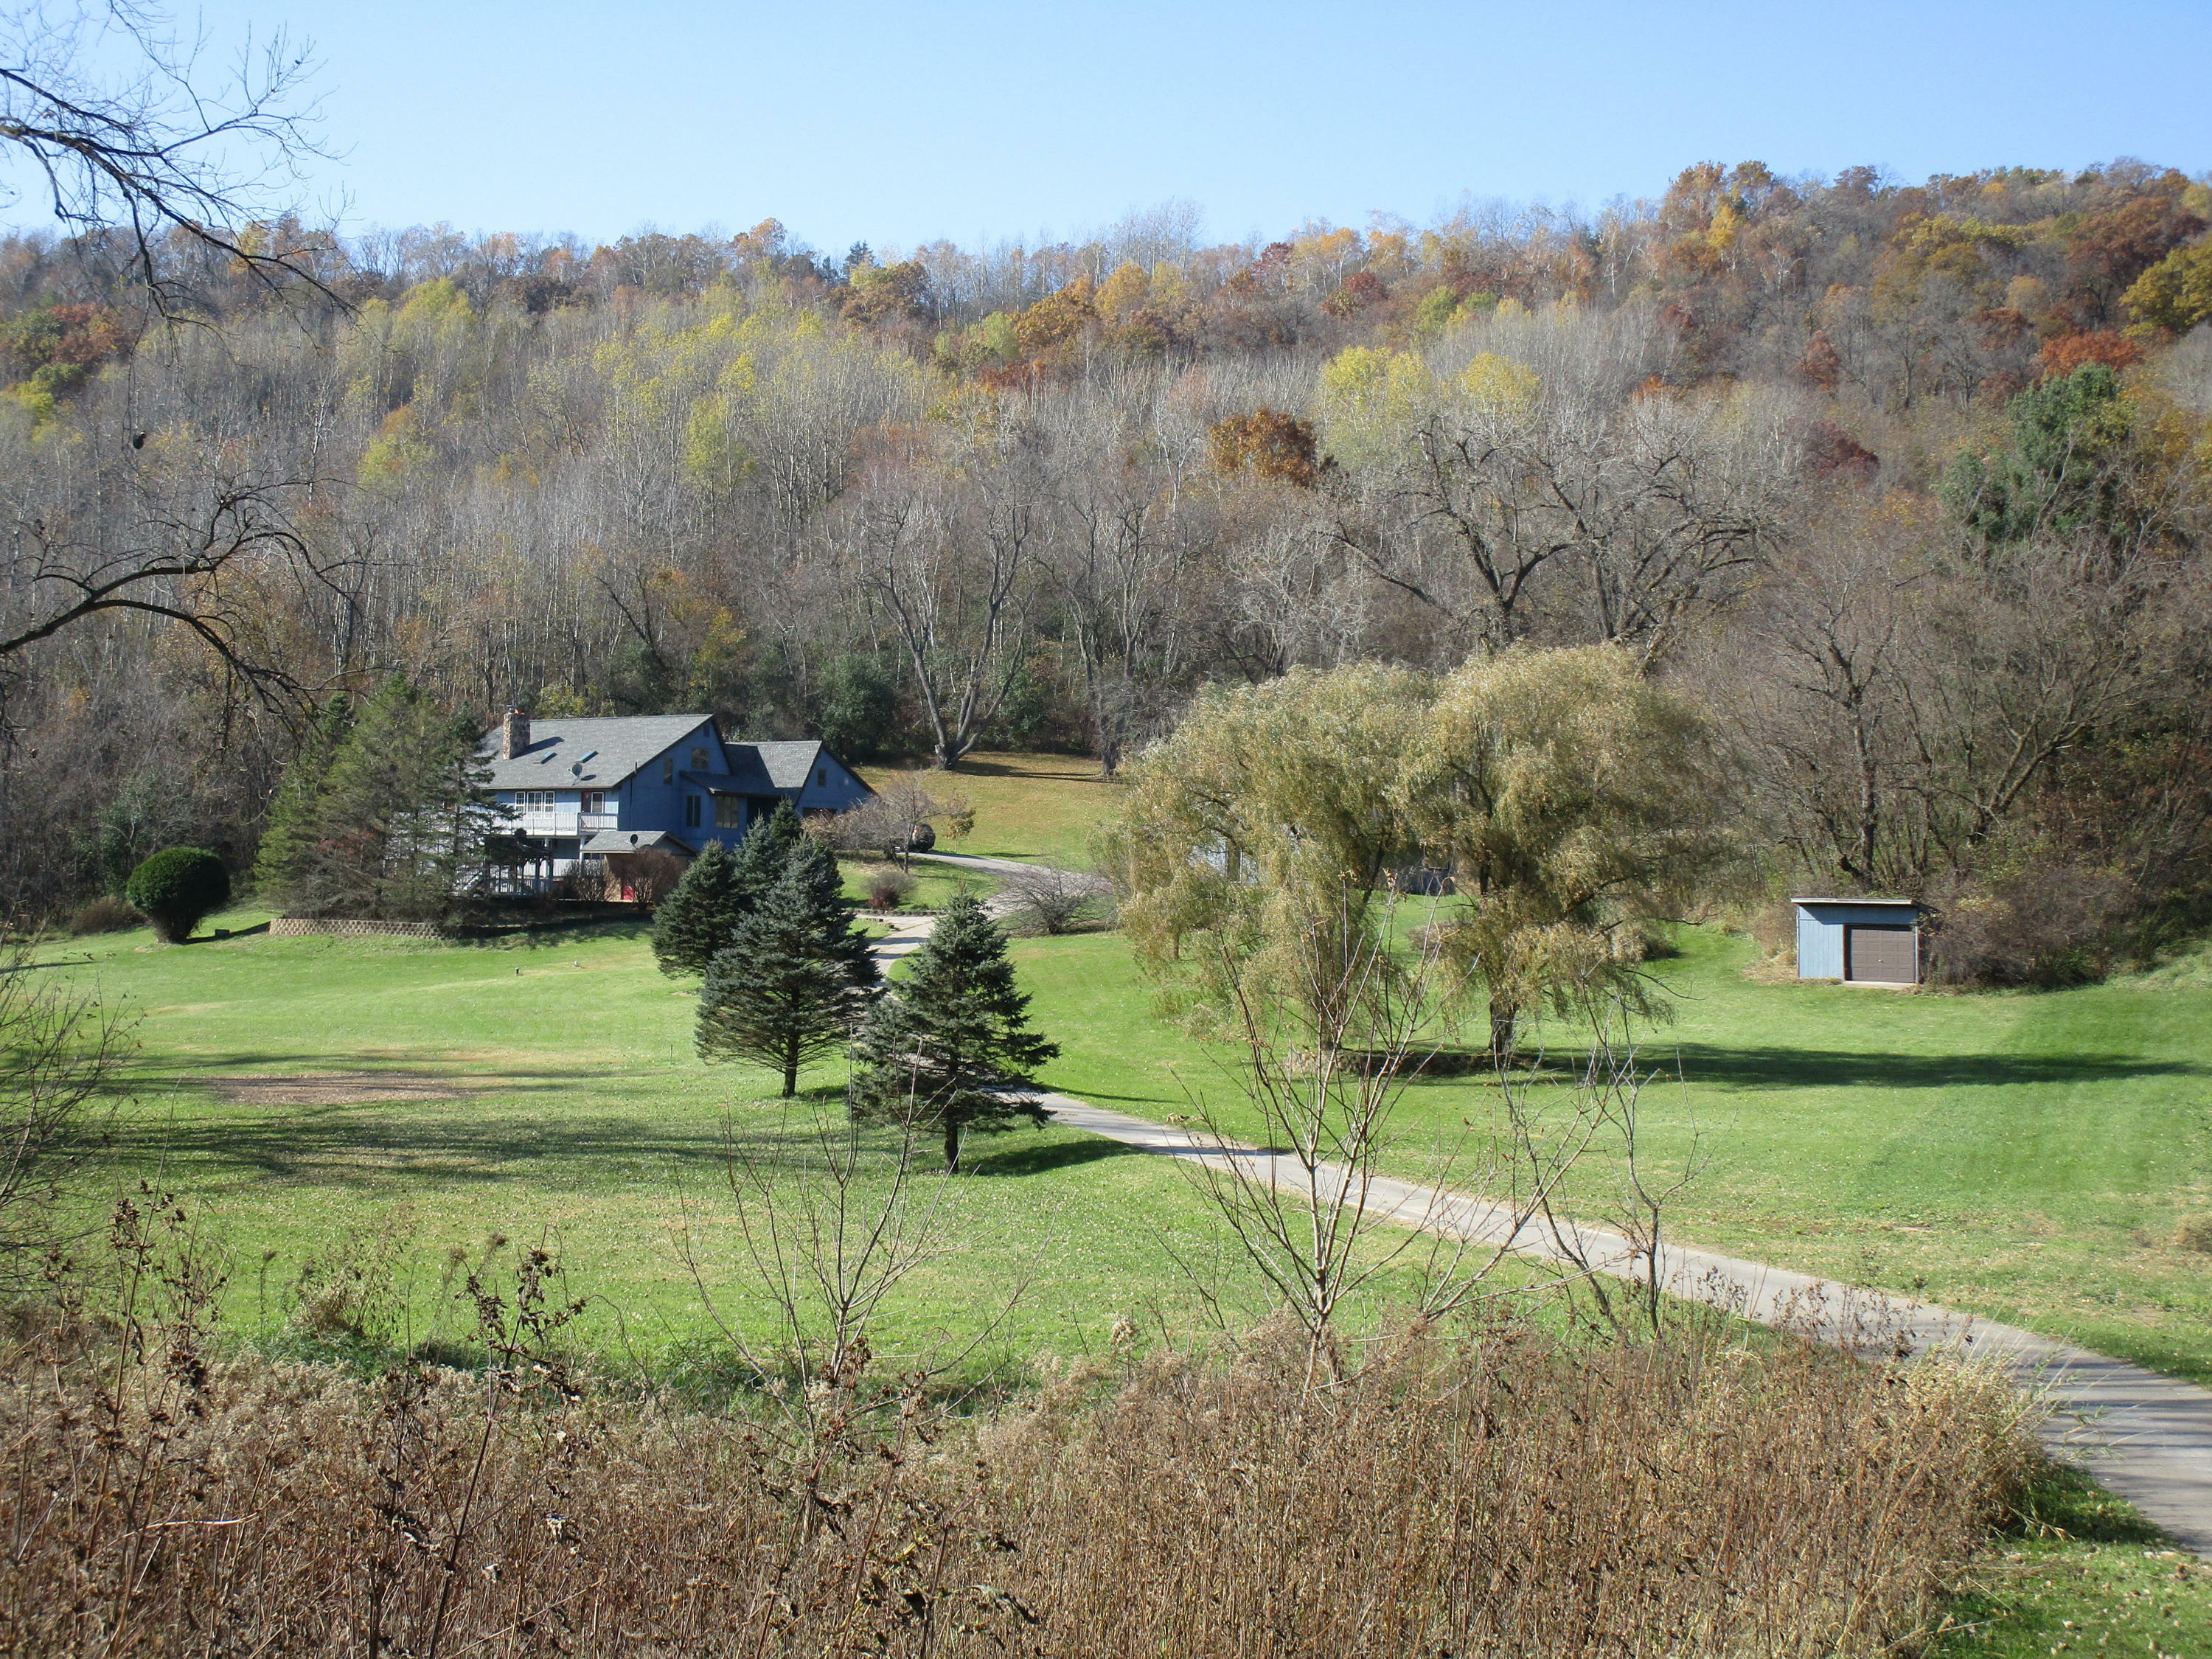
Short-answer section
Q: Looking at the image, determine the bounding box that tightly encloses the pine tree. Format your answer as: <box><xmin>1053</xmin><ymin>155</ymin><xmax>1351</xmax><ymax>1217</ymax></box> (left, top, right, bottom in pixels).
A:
<box><xmin>849</xmin><ymin>894</ymin><xmax>1059</xmax><ymax>1170</ymax></box>
<box><xmin>251</xmin><ymin>694</ymin><xmax>353</xmax><ymax>911</ymax></box>
<box><xmin>728</xmin><ymin>800</ymin><xmax>804</xmax><ymax>911</ymax></box>
<box><xmin>697</xmin><ymin>848</ymin><xmax>880</xmax><ymax>1096</ymax></box>
<box><xmin>651</xmin><ymin>840</ymin><xmax>743</xmax><ymax>975</ymax></box>
<box><xmin>289</xmin><ymin>679</ymin><xmax>495</xmax><ymax>919</ymax></box>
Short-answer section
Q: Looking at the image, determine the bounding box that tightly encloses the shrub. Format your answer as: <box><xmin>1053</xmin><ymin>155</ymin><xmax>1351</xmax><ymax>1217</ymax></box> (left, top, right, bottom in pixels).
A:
<box><xmin>863</xmin><ymin>866</ymin><xmax>916</xmax><ymax>911</ymax></box>
<box><xmin>67</xmin><ymin>896</ymin><xmax>139</xmax><ymax>936</ymax></box>
<box><xmin>998</xmin><ymin>863</ymin><xmax>1110</xmax><ymax>936</ymax></box>
<box><xmin>122</xmin><ymin>847</ymin><xmax>230</xmax><ymax>944</ymax></box>
<box><xmin>1924</xmin><ymin>860</ymin><xmax>2133</xmax><ymax>988</ymax></box>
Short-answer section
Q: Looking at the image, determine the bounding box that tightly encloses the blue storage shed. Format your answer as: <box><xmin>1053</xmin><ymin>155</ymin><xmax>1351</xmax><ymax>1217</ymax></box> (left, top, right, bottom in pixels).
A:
<box><xmin>1792</xmin><ymin>898</ymin><xmax>1924</xmax><ymax>985</ymax></box>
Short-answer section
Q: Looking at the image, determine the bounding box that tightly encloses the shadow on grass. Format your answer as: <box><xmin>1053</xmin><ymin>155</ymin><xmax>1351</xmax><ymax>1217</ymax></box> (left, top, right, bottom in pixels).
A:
<box><xmin>934</xmin><ymin>755</ymin><xmax>1118</xmax><ymax>785</ymax></box>
<box><xmin>103</xmin><ymin>1081</ymin><xmax>961</xmax><ymax>1190</ymax></box>
<box><xmin>2007</xmin><ymin>1458</ymin><xmax>2169</xmax><ymax>1547</ymax></box>
<box><xmin>964</xmin><ymin>1138</ymin><xmax>1138</xmax><ymax>1178</ymax></box>
<box><xmin>1540</xmin><ymin>1043</ymin><xmax>2202</xmax><ymax>1093</ymax></box>
<box><xmin>102</xmin><ymin>1093</ymin><xmax>734</xmax><ymax>1186</ymax></box>
<box><xmin>456</xmin><ymin>917</ymin><xmax>658</xmax><ymax>950</ymax></box>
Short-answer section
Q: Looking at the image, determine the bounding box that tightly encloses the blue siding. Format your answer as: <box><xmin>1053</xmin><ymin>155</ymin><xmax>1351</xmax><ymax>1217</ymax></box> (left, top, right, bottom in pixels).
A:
<box><xmin>1797</xmin><ymin>908</ymin><xmax>1843</xmax><ymax>978</ymax></box>
<box><xmin>1794</xmin><ymin>902</ymin><xmax>1922</xmax><ymax>980</ymax></box>
<box><xmin>493</xmin><ymin>723</ymin><xmax>875</xmax><ymax>874</ymax></box>
<box><xmin>620</xmin><ymin>720</ymin><xmax>740</xmax><ymax>849</ymax></box>
<box><xmin>798</xmin><ymin>754</ymin><xmax>872</xmax><ymax>814</ymax></box>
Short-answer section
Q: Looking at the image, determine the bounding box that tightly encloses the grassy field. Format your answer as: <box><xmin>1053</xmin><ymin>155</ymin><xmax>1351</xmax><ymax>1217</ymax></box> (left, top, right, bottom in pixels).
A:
<box><xmin>859</xmin><ymin>750</ymin><xmax>1125</xmax><ymax>864</ymax></box>
<box><xmin>1925</xmin><ymin>1467</ymin><xmax>2212</xmax><ymax>1656</ymax></box>
<box><xmin>41</xmin><ymin>908</ymin><xmax>1420</xmax><ymax>1364</ymax></box>
<box><xmin>35</xmin><ymin>743</ymin><xmax>2212</xmax><ymax>1646</ymax></box>
<box><xmin>1016</xmin><ymin>924</ymin><xmax>2212</xmax><ymax>1385</ymax></box>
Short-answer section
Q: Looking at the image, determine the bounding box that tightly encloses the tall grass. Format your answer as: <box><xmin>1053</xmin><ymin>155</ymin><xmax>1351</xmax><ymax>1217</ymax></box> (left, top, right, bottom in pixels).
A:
<box><xmin>0</xmin><ymin>1262</ymin><xmax>2033</xmax><ymax>1656</ymax></box>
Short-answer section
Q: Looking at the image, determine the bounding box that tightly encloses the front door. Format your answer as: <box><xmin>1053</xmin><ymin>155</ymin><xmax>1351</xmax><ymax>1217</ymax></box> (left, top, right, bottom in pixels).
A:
<box><xmin>1845</xmin><ymin>925</ymin><xmax>1918</xmax><ymax>984</ymax></box>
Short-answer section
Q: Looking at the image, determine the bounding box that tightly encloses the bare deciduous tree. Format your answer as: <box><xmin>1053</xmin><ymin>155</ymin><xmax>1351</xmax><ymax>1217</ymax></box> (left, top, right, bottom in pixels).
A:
<box><xmin>995</xmin><ymin>861</ymin><xmax>1110</xmax><ymax>936</ymax></box>
<box><xmin>1</xmin><ymin>1</ymin><xmax>332</xmax><ymax>311</ymax></box>
<box><xmin>842</xmin><ymin>456</ymin><xmax>1034</xmax><ymax>769</ymax></box>
<box><xmin>0</xmin><ymin>942</ymin><xmax>127</xmax><ymax>1290</ymax></box>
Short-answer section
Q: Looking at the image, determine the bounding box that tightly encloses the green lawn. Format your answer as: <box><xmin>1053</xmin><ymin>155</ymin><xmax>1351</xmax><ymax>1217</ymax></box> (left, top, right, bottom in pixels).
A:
<box><xmin>1013</xmin><ymin>925</ymin><xmax>2212</xmax><ymax>1387</ymax></box>
<box><xmin>41</xmin><ymin>896</ymin><xmax>2212</xmax><ymax>1644</ymax></box>
<box><xmin>44</xmin><ymin>741</ymin><xmax>2212</xmax><ymax>1637</ymax></box>
<box><xmin>41</xmin><ymin>911</ymin><xmax>1404</xmax><ymax>1364</ymax></box>
<box><xmin>1927</xmin><ymin>1470</ymin><xmax>2212</xmax><ymax>1656</ymax></box>
<box><xmin>860</xmin><ymin>751</ymin><xmax>1126</xmax><ymax>865</ymax></box>
<box><xmin>837</xmin><ymin>856</ymin><xmax>993</xmax><ymax>911</ymax></box>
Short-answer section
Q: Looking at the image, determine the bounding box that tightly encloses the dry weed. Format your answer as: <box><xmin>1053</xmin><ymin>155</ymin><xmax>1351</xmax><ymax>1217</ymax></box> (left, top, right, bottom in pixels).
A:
<box><xmin>0</xmin><ymin>1301</ymin><xmax>2033</xmax><ymax>1657</ymax></box>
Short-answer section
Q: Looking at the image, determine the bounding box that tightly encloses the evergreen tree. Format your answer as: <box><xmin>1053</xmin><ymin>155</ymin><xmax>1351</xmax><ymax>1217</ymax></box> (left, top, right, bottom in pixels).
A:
<box><xmin>728</xmin><ymin>800</ymin><xmax>804</xmax><ymax>910</ymax></box>
<box><xmin>849</xmin><ymin>894</ymin><xmax>1059</xmax><ymax>1171</ymax></box>
<box><xmin>251</xmin><ymin>694</ymin><xmax>353</xmax><ymax>909</ymax></box>
<box><xmin>651</xmin><ymin>840</ymin><xmax>744</xmax><ymax>975</ymax></box>
<box><xmin>697</xmin><ymin>847</ymin><xmax>880</xmax><ymax>1096</ymax></box>
<box><xmin>288</xmin><ymin>680</ymin><xmax>495</xmax><ymax>919</ymax></box>
<box><xmin>785</xmin><ymin>832</ymin><xmax>881</xmax><ymax>989</ymax></box>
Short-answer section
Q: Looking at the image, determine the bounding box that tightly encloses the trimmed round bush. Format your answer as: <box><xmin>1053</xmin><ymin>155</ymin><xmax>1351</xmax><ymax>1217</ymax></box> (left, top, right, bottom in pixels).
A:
<box><xmin>124</xmin><ymin>847</ymin><xmax>230</xmax><ymax>944</ymax></box>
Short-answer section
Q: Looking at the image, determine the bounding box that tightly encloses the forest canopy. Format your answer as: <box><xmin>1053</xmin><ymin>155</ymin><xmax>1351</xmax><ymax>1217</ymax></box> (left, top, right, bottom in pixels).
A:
<box><xmin>4</xmin><ymin>157</ymin><xmax>2210</xmax><ymax>981</ymax></box>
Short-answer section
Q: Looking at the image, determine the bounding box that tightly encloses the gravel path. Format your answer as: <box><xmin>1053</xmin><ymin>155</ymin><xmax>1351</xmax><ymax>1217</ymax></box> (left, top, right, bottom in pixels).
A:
<box><xmin>853</xmin><ymin>907</ymin><xmax>2212</xmax><ymax>1552</ymax></box>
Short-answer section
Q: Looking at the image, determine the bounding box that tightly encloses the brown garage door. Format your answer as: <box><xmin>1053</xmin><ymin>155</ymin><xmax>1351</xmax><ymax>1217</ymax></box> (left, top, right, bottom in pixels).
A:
<box><xmin>1845</xmin><ymin>925</ymin><xmax>1918</xmax><ymax>984</ymax></box>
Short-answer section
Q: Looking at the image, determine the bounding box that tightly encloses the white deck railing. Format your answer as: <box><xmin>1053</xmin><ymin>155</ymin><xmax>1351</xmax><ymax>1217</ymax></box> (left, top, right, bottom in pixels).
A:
<box><xmin>506</xmin><ymin>811</ymin><xmax>619</xmax><ymax>838</ymax></box>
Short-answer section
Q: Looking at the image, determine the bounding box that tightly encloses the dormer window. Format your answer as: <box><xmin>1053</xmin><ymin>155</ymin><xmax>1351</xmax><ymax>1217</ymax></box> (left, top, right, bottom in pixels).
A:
<box><xmin>690</xmin><ymin>747</ymin><xmax>709</xmax><ymax>772</ymax></box>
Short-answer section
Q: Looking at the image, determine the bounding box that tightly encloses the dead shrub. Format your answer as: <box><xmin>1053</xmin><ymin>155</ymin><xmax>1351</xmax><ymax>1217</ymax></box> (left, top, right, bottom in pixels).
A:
<box><xmin>862</xmin><ymin>864</ymin><xmax>917</xmax><ymax>910</ymax></box>
<box><xmin>996</xmin><ymin>862</ymin><xmax>1111</xmax><ymax>935</ymax></box>
<box><xmin>67</xmin><ymin>895</ymin><xmax>138</xmax><ymax>935</ymax></box>
<box><xmin>1924</xmin><ymin>858</ymin><xmax>2135</xmax><ymax>988</ymax></box>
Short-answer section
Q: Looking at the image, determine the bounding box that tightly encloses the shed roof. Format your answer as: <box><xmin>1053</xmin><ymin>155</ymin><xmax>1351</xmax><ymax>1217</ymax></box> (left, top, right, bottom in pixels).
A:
<box><xmin>478</xmin><ymin>714</ymin><xmax>712</xmax><ymax>790</ymax></box>
<box><xmin>1791</xmin><ymin>897</ymin><xmax>1921</xmax><ymax>908</ymax></box>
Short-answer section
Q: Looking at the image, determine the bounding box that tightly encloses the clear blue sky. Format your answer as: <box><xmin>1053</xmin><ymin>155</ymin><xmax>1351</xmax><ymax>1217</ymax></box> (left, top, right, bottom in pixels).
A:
<box><xmin>111</xmin><ymin>1</ymin><xmax>2212</xmax><ymax>253</ymax></box>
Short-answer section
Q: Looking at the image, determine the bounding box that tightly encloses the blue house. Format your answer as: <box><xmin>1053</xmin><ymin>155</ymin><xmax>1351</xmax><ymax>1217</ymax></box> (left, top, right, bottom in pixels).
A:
<box><xmin>1792</xmin><ymin>897</ymin><xmax>1925</xmax><ymax>985</ymax></box>
<box><xmin>477</xmin><ymin>709</ymin><xmax>874</xmax><ymax>894</ymax></box>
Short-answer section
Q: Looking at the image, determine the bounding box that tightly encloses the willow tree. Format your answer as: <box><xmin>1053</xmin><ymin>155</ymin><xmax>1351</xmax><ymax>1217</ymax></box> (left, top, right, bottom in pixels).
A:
<box><xmin>1098</xmin><ymin>661</ymin><xmax>1434</xmax><ymax>1046</ymax></box>
<box><xmin>1102</xmin><ymin>648</ymin><xmax>1737</xmax><ymax>1061</ymax></box>
<box><xmin>1404</xmin><ymin>646</ymin><xmax>1739</xmax><ymax>1059</ymax></box>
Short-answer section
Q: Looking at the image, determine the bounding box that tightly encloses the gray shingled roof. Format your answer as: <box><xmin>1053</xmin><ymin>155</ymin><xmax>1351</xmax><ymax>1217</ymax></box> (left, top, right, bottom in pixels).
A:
<box><xmin>580</xmin><ymin>829</ymin><xmax>696</xmax><ymax>856</ymax></box>
<box><xmin>477</xmin><ymin>715</ymin><xmax>713</xmax><ymax>790</ymax></box>
<box><xmin>680</xmin><ymin>755</ymin><xmax>780</xmax><ymax>794</ymax></box>
<box><xmin>752</xmin><ymin>740</ymin><xmax>825</xmax><ymax>790</ymax></box>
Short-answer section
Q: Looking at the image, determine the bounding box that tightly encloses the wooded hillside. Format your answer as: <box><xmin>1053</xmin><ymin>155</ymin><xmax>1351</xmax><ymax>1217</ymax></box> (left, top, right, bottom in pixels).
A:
<box><xmin>5</xmin><ymin>159</ymin><xmax>2210</xmax><ymax>979</ymax></box>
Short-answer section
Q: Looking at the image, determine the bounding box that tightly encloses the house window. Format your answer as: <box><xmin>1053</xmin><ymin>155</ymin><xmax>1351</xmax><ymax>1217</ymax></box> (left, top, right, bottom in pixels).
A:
<box><xmin>715</xmin><ymin>794</ymin><xmax>745</xmax><ymax>830</ymax></box>
<box><xmin>685</xmin><ymin>795</ymin><xmax>701</xmax><ymax>828</ymax></box>
<box><xmin>581</xmin><ymin>790</ymin><xmax>607</xmax><ymax>814</ymax></box>
<box><xmin>515</xmin><ymin>790</ymin><xmax>557</xmax><ymax>812</ymax></box>
<box><xmin>661</xmin><ymin>756</ymin><xmax>673</xmax><ymax>784</ymax></box>
<box><xmin>690</xmin><ymin>747</ymin><xmax>710</xmax><ymax>772</ymax></box>
<box><xmin>815</xmin><ymin>768</ymin><xmax>826</xmax><ymax>786</ymax></box>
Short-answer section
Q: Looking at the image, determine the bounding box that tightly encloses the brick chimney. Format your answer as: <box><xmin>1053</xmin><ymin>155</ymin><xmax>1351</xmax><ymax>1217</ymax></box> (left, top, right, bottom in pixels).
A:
<box><xmin>500</xmin><ymin>706</ymin><xmax>531</xmax><ymax>759</ymax></box>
